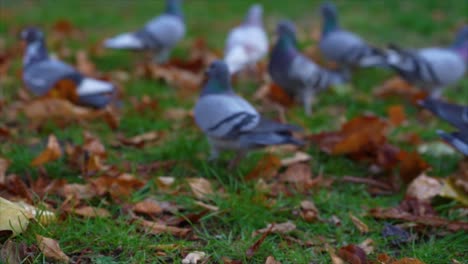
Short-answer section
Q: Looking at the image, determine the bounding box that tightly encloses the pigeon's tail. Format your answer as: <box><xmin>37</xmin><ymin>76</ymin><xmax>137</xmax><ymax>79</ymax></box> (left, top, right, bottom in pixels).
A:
<box><xmin>358</xmin><ymin>46</ymin><xmax>389</xmax><ymax>68</ymax></box>
<box><xmin>241</xmin><ymin>131</ymin><xmax>304</xmax><ymax>148</ymax></box>
<box><xmin>418</xmin><ymin>98</ymin><xmax>468</xmax><ymax>130</ymax></box>
<box><xmin>385</xmin><ymin>43</ymin><xmax>410</xmax><ymax>66</ymax></box>
<box><xmin>77</xmin><ymin>78</ymin><xmax>115</xmax><ymax>97</ymax></box>
<box><xmin>224</xmin><ymin>46</ymin><xmax>249</xmax><ymax>74</ymax></box>
<box><xmin>436</xmin><ymin>130</ymin><xmax>468</xmax><ymax>156</ymax></box>
<box><xmin>104</xmin><ymin>32</ymin><xmax>144</xmax><ymax>50</ymax></box>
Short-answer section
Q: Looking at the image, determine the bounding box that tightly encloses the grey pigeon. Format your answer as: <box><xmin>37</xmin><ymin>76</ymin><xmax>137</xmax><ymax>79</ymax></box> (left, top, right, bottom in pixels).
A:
<box><xmin>386</xmin><ymin>26</ymin><xmax>468</xmax><ymax>98</ymax></box>
<box><xmin>194</xmin><ymin>60</ymin><xmax>303</xmax><ymax>167</ymax></box>
<box><xmin>319</xmin><ymin>1</ymin><xmax>387</xmax><ymax>69</ymax></box>
<box><xmin>104</xmin><ymin>0</ymin><xmax>185</xmax><ymax>63</ymax></box>
<box><xmin>21</xmin><ymin>27</ymin><xmax>115</xmax><ymax>109</ymax></box>
<box><xmin>224</xmin><ymin>4</ymin><xmax>268</xmax><ymax>74</ymax></box>
<box><xmin>419</xmin><ymin>98</ymin><xmax>468</xmax><ymax>156</ymax></box>
<box><xmin>269</xmin><ymin>20</ymin><xmax>347</xmax><ymax>115</ymax></box>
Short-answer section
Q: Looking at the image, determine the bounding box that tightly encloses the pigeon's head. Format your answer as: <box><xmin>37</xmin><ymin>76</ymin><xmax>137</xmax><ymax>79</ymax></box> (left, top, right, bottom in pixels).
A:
<box><xmin>245</xmin><ymin>4</ymin><xmax>263</xmax><ymax>25</ymax></box>
<box><xmin>320</xmin><ymin>1</ymin><xmax>338</xmax><ymax>18</ymax></box>
<box><xmin>165</xmin><ymin>0</ymin><xmax>183</xmax><ymax>18</ymax></box>
<box><xmin>201</xmin><ymin>61</ymin><xmax>231</xmax><ymax>95</ymax></box>
<box><xmin>277</xmin><ymin>20</ymin><xmax>297</xmax><ymax>45</ymax></box>
<box><xmin>20</xmin><ymin>27</ymin><xmax>44</xmax><ymax>43</ymax></box>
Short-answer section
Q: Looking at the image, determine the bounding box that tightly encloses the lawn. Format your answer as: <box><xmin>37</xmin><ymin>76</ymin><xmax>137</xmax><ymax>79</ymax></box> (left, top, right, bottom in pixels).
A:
<box><xmin>1</xmin><ymin>0</ymin><xmax>468</xmax><ymax>263</ymax></box>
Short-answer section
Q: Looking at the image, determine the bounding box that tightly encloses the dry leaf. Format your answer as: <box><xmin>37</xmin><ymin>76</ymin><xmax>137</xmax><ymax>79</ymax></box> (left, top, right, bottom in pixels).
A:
<box><xmin>278</xmin><ymin>163</ymin><xmax>313</xmax><ymax>191</ymax></box>
<box><xmin>265</xmin><ymin>256</ymin><xmax>281</xmax><ymax>264</ymax></box>
<box><xmin>397</xmin><ymin>151</ymin><xmax>430</xmax><ymax>183</ymax></box>
<box><xmin>156</xmin><ymin>176</ymin><xmax>175</xmax><ymax>189</ymax></box>
<box><xmin>31</xmin><ymin>135</ymin><xmax>62</xmax><ymax>166</ymax></box>
<box><xmin>328</xmin><ymin>246</ymin><xmax>345</xmax><ymax>264</ymax></box>
<box><xmin>349</xmin><ymin>213</ymin><xmax>369</xmax><ymax>234</ymax></box>
<box><xmin>187</xmin><ymin>178</ymin><xmax>213</xmax><ymax>200</ymax></box>
<box><xmin>91</xmin><ymin>173</ymin><xmax>145</xmax><ymax>199</ymax></box>
<box><xmin>252</xmin><ymin>221</ymin><xmax>296</xmax><ymax>237</ymax></box>
<box><xmin>388</xmin><ymin>105</ymin><xmax>407</xmax><ymax>126</ymax></box>
<box><xmin>193</xmin><ymin>201</ymin><xmax>219</xmax><ymax>211</ymax></box>
<box><xmin>280</xmin><ymin>151</ymin><xmax>311</xmax><ymax>166</ymax></box>
<box><xmin>59</xmin><ymin>183</ymin><xmax>96</xmax><ymax>200</ymax></box>
<box><xmin>337</xmin><ymin>244</ymin><xmax>367</xmax><ymax>264</ymax></box>
<box><xmin>246</xmin><ymin>154</ymin><xmax>281</xmax><ymax>181</ymax></box>
<box><xmin>36</xmin><ymin>235</ymin><xmax>70</xmax><ymax>263</ymax></box>
<box><xmin>76</xmin><ymin>50</ymin><xmax>95</xmax><ymax>76</ymax></box>
<box><xmin>0</xmin><ymin>157</ymin><xmax>9</xmax><ymax>183</ymax></box>
<box><xmin>118</xmin><ymin>131</ymin><xmax>161</xmax><ymax>148</ymax></box>
<box><xmin>72</xmin><ymin>206</ymin><xmax>111</xmax><ymax>218</ymax></box>
<box><xmin>0</xmin><ymin>197</ymin><xmax>32</xmax><ymax>236</ymax></box>
<box><xmin>182</xmin><ymin>251</ymin><xmax>206</xmax><ymax>264</ymax></box>
<box><xmin>133</xmin><ymin>198</ymin><xmax>163</xmax><ymax>215</ymax></box>
<box><xmin>138</xmin><ymin>219</ymin><xmax>191</xmax><ymax>237</ymax></box>
<box><xmin>374</xmin><ymin>76</ymin><xmax>428</xmax><ymax>104</ymax></box>
<box><xmin>300</xmin><ymin>200</ymin><xmax>319</xmax><ymax>222</ymax></box>
<box><xmin>406</xmin><ymin>174</ymin><xmax>442</xmax><ymax>201</ymax></box>
<box><xmin>358</xmin><ymin>238</ymin><xmax>374</xmax><ymax>255</ymax></box>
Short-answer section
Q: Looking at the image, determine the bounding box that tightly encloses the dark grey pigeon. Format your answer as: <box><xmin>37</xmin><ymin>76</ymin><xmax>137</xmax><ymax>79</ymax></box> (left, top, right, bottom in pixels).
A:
<box><xmin>104</xmin><ymin>0</ymin><xmax>185</xmax><ymax>63</ymax></box>
<box><xmin>386</xmin><ymin>26</ymin><xmax>468</xmax><ymax>98</ymax></box>
<box><xmin>194</xmin><ymin>60</ymin><xmax>303</xmax><ymax>167</ymax></box>
<box><xmin>419</xmin><ymin>98</ymin><xmax>468</xmax><ymax>156</ymax></box>
<box><xmin>319</xmin><ymin>2</ymin><xmax>387</xmax><ymax>69</ymax></box>
<box><xmin>269</xmin><ymin>20</ymin><xmax>347</xmax><ymax>116</ymax></box>
<box><xmin>21</xmin><ymin>27</ymin><xmax>115</xmax><ymax>109</ymax></box>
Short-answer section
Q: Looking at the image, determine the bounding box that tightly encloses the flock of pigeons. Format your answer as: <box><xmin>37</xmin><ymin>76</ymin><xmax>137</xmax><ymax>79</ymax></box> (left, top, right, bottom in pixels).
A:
<box><xmin>19</xmin><ymin>0</ymin><xmax>468</xmax><ymax>165</ymax></box>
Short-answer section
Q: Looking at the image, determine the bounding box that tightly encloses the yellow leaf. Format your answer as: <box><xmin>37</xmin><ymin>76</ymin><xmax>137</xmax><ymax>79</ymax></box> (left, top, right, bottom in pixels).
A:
<box><xmin>0</xmin><ymin>197</ymin><xmax>31</xmax><ymax>236</ymax></box>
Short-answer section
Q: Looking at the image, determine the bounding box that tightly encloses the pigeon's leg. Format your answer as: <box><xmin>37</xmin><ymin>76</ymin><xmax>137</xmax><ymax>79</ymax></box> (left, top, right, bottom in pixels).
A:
<box><xmin>207</xmin><ymin>140</ymin><xmax>221</xmax><ymax>162</ymax></box>
<box><xmin>303</xmin><ymin>88</ymin><xmax>315</xmax><ymax>116</ymax></box>
<box><xmin>228</xmin><ymin>150</ymin><xmax>246</xmax><ymax>169</ymax></box>
<box><xmin>154</xmin><ymin>48</ymin><xmax>171</xmax><ymax>64</ymax></box>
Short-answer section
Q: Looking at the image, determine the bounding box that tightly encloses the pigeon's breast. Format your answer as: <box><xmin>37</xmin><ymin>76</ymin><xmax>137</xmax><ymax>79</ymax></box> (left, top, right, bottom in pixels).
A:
<box><xmin>145</xmin><ymin>14</ymin><xmax>186</xmax><ymax>48</ymax></box>
<box><xmin>419</xmin><ymin>48</ymin><xmax>466</xmax><ymax>85</ymax></box>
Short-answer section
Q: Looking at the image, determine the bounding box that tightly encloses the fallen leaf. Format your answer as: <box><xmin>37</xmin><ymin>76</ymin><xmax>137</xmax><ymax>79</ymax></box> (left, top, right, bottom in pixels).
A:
<box><xmin>337</xmin><ymin>244</ymin><xmax>367</xmax><ymax>264</ymax></box>
<box><xmin>252</xmin><ymin>221</ymin><xmax>296</xmax><ymax>237</ymax></box>
<box><xmin>349</xmin><ymin>213</ymin><xmax>369</xmax><ymax>234</ymax></box>
<box><xmin>133</xmin><ymin>198</ymin><xmax>163</xmax><ymax>215</ymax></box>
<box><xmin>0</xmin><ymin>240</ymin><xmax>37</xmax><ymax>264</ymax></box>
<box><xmin>164</xmin><ymin>108</ymin><xmax>192</xmax><ymax>121</ymax></box>
<box><xmin>36</xmin><ymin>235</ymin><xmax>70</xmax><ymax>263</ymax></box>
<box><xmin>76</xmin><ymin>50</ymin><xmax>96</xmax><ymax>76</ymax></box>
<box><xmin>91</xmin><ymin>173</ymin><xmax>145</xmax><ymax>199</ymax></box>
<box><xmin>156</xmin><ymin>176</ymin><xmax>175</xmax><ymax>189</ymax></box>
<box><xmin>118</xmin><ymin>131</ymin><xmax>161</xmax><ymax>148</ymax></box>
<box><xmin>0</xmin><ymin>197</ymin><xmax>32</xmax><ymax>236</ymax></box>
<box><xmin>31</xmin><ymin>134</ymin><xmax>62</xmax><ymax>166</ymax></box>
<box><xmin>265</xmin><ymin>256</ymin><xmax>281</xmax><ymax>264</ymax></box>
<box><xmin>247</xmin><ymin>224</ymin><xmax>274</xmax><ymax>258</ymax></box>
<box><xmin>406</xmin><ymin>174</ymin><xmax>442</xmax><ymax>201</ymax></box>
<box><xmin>280</xmin><ymin>151</ymin><xmax>311</xmax><ymax>166</ymax></box>
<box><xmin>193</xmin><ymin>201</ymin><xmax>219</xmax><ymax>211</ymax></box>
<box><xmin>417</xmin><ymin>141</ymin><xmax>455</xmax><ymax>156</ymax></box>
<box><xmin>391</xmin><ymin>258</ymin><xmax>425</xmax><ymax>264</ymax></box>
<box><xmin>71</xmin><ymin>206</ymin><xmax>111</xmax><ymax>218</ymax></box>
<box><xmin>397</xmin><ymin>151</ymin><xmax>430</xmax><ymax>183</ymax></box>
<box><xmin>327</xmin><ymin>246</ymin><xmax>345</xmax><ymax>264</ymax></box>
<box><xmin>278</xmin><ymin>163</ymin><xmax>314</xmax><ymax>191</ymax></box>
<box><xmin>0</xmin><ymin>157</ymin><xmax>9</xmax><ymax>183</ymax></box>
<box><xmin>245</xmin><ymin>154</ymin><xmax>281</xmax><ymax>181</ymax></box>
<box><xmin>358</xmin><ymin>238</ymin><xmax>374</xmax><ymax>255</ymax></box>
<box><xmin>300</xmin><ymin>200</ymin><xmax>319</xmax><ymax>222</ymax></box>
<box><xmin>187</xmin><ymin>178</ymin><xmax>213</xmax><ymax>200</ymax></box>
<box><xmin>374</xmin><ymin>76</ymin><xmax>428</xmax><ymax>104</ymax></box>
<box><xmin>182</xmin><ymin>251</ymin><xmax>206</xmax><ymax>264</ymax></box>
<box><xmin>59</xmin><ymin>183</ymin><xmax>96</xmax><ymax>200</ymax></box>
<box><xmin>387</xmin><ymin>105</ymin><xmax>406</xmax><ymax>126</ymax></box>
<box><xmin>138</xmin><ymin>219</ymin><xmax>191</xmax><ymax>237</ymax></box>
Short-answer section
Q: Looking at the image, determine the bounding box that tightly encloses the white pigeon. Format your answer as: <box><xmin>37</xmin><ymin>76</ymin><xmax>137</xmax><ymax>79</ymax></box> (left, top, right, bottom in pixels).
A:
<box><xmin>224</xmin><ymin>4</ymin><xmax>268</xmax><ymax>74</ymax></box>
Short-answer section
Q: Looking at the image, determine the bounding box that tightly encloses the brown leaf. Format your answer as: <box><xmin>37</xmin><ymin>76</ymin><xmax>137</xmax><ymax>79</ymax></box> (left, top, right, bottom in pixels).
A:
<box><xmin>300</xmin><ymin>200</ymin><xmax>319</xmax><ymax>222</ymax></box>
<box><xmin>138</xmin><ymin>219</ymin><xmax>191</xmax><ymax>237</ymax></box>
<box><xmin>349</xmin><ymin>213</ymin><xmax>369</xmax><ymax>234</ymax></box>
<box><xmin>358</xmin><ymin>238</ymin><xmax>374</xmax><ymax>255</ymax></box>
<box><xmin>133</xmin><ymin>198</ymin><xmax>163</xmax><ymax>215</ymax></box>
<box><xmin>31</xmin><ymin>135</ymin><xmax>62</xmax><ymax>166</ymax></box>
<box><xmin>390</xmin><ymin>258</ymin><xmax>426</xmax><ymax>264</ymax></box>
<box><xmin>71</xmin><ymin>206</ymin><xmax>111</xmax><ymax>218</ymax></box>
<box><xmin>247</xmin><ymin>224</ymin><xmax>273</xmax><ymax>258</ymax></box>
<box><xmin>52</xmin><ymin>19</ymin><xmax>76</xmax><ymax>36</ymax></box>
<box><xmin>397</xmin><ymin>151</ymin><xmax>430</xmax><ymax>183</ymax></box>
<box><xmin>36</xmin><ymin>235</ymin><xmax>70</xmax><ymax>263</ymax></box>
<box><xmin>265</xmin><ymin>256</ymin><xmax>281</xmax><ymax>264</ymax></box>
<box><xmin>76</xmin><ymin>50</ymin><xmax>96</xmax><ymax>76</ymax></box>
<box><xmin>374</xmin><ymin>77</ymin><xmax>428</xmax><ymax>104</ymax></box>
<box><xmin>187</xmin><ymin>178</ymin><xmax>213</xmax><ymax>200</ymax></box>
<box><xmin>118</xmin><ymin>131</ymin><xmax>161</xmax><ymax>148</ymax></box>
<box><xmin>47</xmin><ymin>79</ymin><xmax>79</xmax><ymax>102</ymax></box>
<box><xmin>406</xmin><ymin>174</ymin><xmax>442</xmax><ymax>201</ymax></box>
<box><xmin>164</xmin><ymin>108</ymin><xmax>192</xmax><ymax>121</ymax></box>
<box><xmin>91</xmin><ymin>173</ymin><xmax>145</xmax><ymax>199</ymax></box>
<box><xmin>387</xmin><ymin>105</ymin><xmax>406</xmax><ymax>126</ymax></box>
<box><xmin>0</xmin><ymin>157</ymin><xmax>9</xmax><ymax>184</ymax></box>
<box><xmin>59</xmin><ymin>183</ymin><xmax>96</xmax><ymax>200</ymax></box>
<box><xmin>245</xmin><ymin>154</ymin><xmax>281</xmax><ymax>181</ymax></box>
<box><xmin>255</xmin><ymin>83</ymin><xmax>295</xmax><ymax>108</ymax></box>
<box><xmin>1</xmin><ymin>240</ymin><xmax>37</xmax><ymax>264</ymax></box>
<box><xmin>337</xmin><ymin>244</ymin><xmax>367</xmax><ymax>264</ymax></box>
<box><xmin>278</xmin><ymin>163</ymin><xmax>313</xmax><ymax>191</ymax></box>
<box><xmin>252</xmin><ymin>221</ymin><xmax>296</xmax><ymax>237</ymax></box>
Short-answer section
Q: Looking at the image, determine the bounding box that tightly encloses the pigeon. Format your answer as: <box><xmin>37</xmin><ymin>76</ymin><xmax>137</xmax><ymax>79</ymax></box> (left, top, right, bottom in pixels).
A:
<box><xmin>194</xmin><ymin>60</ymin><xmax>303</xmax><ymax>167</ymax></box>
<box><xmin>419</xmin><ymin>98</ymin><xmax>468</xmax><ymax>156</ymax></box>
<box><xmin>319</xmin><ymin>1</ymin><xmax>387</xmax><ymax>69</ymax></box>
<box><xmin>269</xmin><ymin>20</ymin><xmax>347</xmax><ymax>115</ymax></box>
<box><xmin>21</xmin><ymin>27</ymin><xmax>115</xmax><ymax>109</ymax></box>
<box><xmin>386</xmin><ymin>26</ymin><xmax>468</xmax><ymax>98</ymax></box>
<box><xmin>223</xmin><ymin>4</ymin><xmax>268</xmax><ymax>74</ymax></box>
<box><xmin>104</xmin><ymin>0</ymin><xmax>185</xmax><ymax>63</ymax></box>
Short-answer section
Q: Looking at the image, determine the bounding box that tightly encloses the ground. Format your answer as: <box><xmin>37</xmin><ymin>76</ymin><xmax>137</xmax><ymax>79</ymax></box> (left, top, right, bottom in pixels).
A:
<box><xmin>0</xmin><ymin>0</ymin><xmax>467</xmax><ymax>263</ymax></box>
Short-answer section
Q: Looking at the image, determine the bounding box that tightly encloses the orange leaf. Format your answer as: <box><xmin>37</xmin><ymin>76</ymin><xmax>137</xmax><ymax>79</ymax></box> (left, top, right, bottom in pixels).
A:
<box><xmin>397</xmin><ymin>151</ymin><xmax>430</xmax><ymax>183</ymax></box>
<box><xmin>245</xmin><ymin>154</ymin><xmax>281</xmax><ymax>181</ymax></box>
<box><xmin>133</xmin><ymin>198</ymin><xmax>163</xmax><ymax>215</ymax></box>
<box><xmin>36</xmin><ymin>235</ymin><xmax>70</xmax><ymax>263</ymax></box>
<box><xmin>31</xmin><ymin>135</ymin><xmax>62</xmax><ymax>166</ymax></box>
<box><xmin>387</xmin><ymin>105</ymin><xmax>406</xmax><ymax>126</ymax></box>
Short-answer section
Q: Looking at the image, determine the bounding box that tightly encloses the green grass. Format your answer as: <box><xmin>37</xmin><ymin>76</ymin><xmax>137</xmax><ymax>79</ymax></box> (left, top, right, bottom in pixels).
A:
<box><xmin>1</xmin><ymin>0</ymin><xmax>468</xmax><ymax>263</ymax></box>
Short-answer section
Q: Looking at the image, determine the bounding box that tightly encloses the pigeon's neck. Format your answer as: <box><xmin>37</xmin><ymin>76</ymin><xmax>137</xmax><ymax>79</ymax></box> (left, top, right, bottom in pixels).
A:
<box><xmin>271</xmin><ymin>35</ymin><xmax>298</xmax><ymax>65</ymax></box>
<box><xmin>244</xmin><ymin>13</ymin><xmax>262</xmax><ymax>27</ymax></box>
<box><xmin>23</xmin><ymin>39</ymin><xmax>49</xmax><ymax>67</ymax></box>
<box><xmin>165</xmin><ymin>0</ymin><xmax>183</xmax><ymax>19</ymax></box>
<box><xmin>201</xmin><ymin>76</ymin><xmax>232</xmax><ymax>96</ymax></box>
<box><xmin>322</xmin><ymin>13</ymin><xmax>339</xmax><ymax>37</ymax></box>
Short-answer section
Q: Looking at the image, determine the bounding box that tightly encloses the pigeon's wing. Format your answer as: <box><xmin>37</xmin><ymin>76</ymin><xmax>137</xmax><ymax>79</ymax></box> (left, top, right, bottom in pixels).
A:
<box><xmin>238</xmin><ymin>118</ymin><xmax>304</xmax><ymax>147</ymax></box>
<box><xmin>194</xmin><ymin>94</ymin><xmax>260</xmax><ymax>139</ymax></box>
<box><xmin>320</xmin><ymin>30</ymin><xmax>385</xmax><ymax>67</ymax></box>
<box><xmin>289</xmin><ymin>55</ymin><xmax>331</xmax><ymax>90</ymax></box>
<box><xmin>437</xmin><ymin>130</ymin><xmax>468</xmax><ymax>156</ymax></box>
<box><xmin>142</xmin><ymin>14</ymin><xmax>186</xmax><ymax>49</ymax></box>
<box><xmin>418</xmin><ymin>48</ymin><xmax>466</xmax><ymax>86</ymax></box>
<box><xmin>420</xmin><ymin>98</ymin><xmax>468</xmax><ymax>131</ymax></box>
<box><xmin>23</xmin><ymin>59</ymin><xmax>81</xmax><ymax>96</ymax></box>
